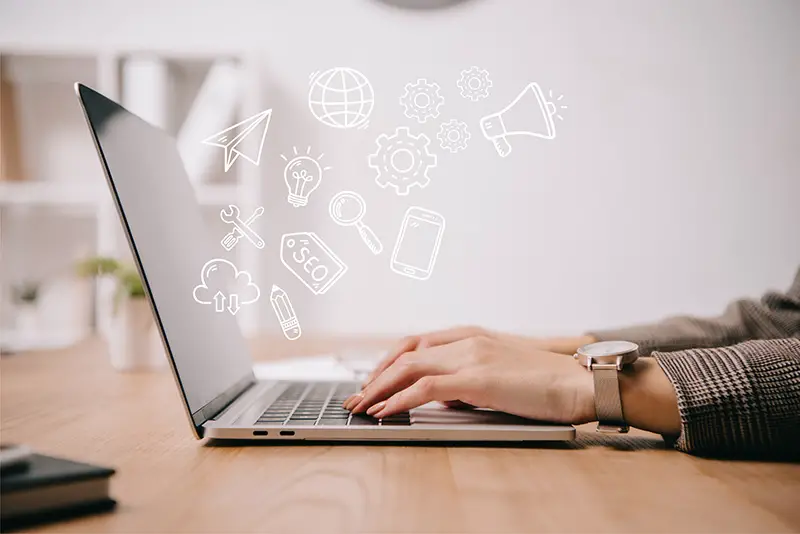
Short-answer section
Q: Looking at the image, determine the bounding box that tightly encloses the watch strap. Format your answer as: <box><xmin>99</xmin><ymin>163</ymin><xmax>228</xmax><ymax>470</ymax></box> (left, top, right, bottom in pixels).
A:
<box><xmin>592</xmin><ymin>366</ymin><xmax>629</xmax><ymax>433</ymax></box>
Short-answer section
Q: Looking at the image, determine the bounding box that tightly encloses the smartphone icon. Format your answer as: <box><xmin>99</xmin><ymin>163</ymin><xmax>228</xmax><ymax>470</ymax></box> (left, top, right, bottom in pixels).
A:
<box><xmin>390</xmin><ymin>207</ymin><xmax>446</xmax><ymax>281</ymax></box>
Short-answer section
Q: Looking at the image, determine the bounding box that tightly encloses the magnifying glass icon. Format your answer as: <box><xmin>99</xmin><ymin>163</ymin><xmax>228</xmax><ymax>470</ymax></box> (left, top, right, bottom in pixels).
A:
<box><xmin>329</xmin><ymin>191</ymin><xmax>384</xmax><ymax>255</ymax></box>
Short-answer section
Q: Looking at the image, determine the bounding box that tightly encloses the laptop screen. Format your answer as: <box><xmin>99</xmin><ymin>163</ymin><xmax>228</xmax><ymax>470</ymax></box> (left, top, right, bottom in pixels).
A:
<box><xmin>77</xmin><ymin>85</ymin><xmax>255</xmax><ymax>431</ymax></box>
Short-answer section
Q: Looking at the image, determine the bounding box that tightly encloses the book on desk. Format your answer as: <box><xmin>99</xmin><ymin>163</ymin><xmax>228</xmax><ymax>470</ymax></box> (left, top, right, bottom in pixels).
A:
<box><xmin>0</xmin><ymin>452</ymin><xmax>116</xmax><ymax>532</ymax></box>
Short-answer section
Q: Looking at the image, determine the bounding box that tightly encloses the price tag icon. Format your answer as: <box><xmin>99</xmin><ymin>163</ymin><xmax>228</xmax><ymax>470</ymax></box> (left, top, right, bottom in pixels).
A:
<box><xmin>280</xmin><ymin>232</ymin><xmax>348</xmax><ymax>295</ymax></box>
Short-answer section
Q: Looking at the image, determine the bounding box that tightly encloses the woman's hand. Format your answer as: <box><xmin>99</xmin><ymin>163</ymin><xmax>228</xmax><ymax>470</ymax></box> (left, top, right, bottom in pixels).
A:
<box><xmin>345</xmin><ymin>327</ymin><xmax>682</xmax><ymax>436</ymax></box>
<box><xmin>362</xmin><ymin>326</ymin><xmax>595</xmax><ymax>388</ymax></box>
<box><xmin>344</xmin><ymin>334</ymin><xmax>596</xmax><ymax>424</ymax></box>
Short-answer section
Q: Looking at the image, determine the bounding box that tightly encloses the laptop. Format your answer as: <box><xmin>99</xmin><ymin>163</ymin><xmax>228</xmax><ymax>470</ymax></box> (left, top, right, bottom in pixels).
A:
<box><xmin>75</xmin><ymin>83</ymin><xmax>575</xmax><ymax>443</ymax></box>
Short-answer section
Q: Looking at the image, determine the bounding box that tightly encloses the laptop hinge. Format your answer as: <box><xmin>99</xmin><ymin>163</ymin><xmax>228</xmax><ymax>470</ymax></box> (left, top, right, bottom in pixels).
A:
<box><xmin>192</xmin><ymin>374</ymin><xmax>256</xmax><ymax>427</ymax></box>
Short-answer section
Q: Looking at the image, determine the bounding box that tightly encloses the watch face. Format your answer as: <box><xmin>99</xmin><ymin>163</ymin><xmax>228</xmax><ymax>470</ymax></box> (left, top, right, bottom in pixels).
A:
<box><xmin>580</xmin><ymin>340</ymin><xmax>638</xmax><ymax>357</ymax></box>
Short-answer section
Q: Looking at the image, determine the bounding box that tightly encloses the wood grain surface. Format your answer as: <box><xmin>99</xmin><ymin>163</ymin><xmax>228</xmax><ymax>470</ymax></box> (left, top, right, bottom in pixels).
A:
<box><xmin>2</xmin><ymin>336</ymin><xmax>799</xmax><ymax>533</ymax></box>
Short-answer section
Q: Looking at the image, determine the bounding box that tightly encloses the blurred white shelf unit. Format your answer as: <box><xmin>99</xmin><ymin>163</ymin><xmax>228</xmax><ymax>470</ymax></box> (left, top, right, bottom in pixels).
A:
<box><xmin>0</xmin><ymin>49</ymin><xmax>265</xmax><ymax>352</ymax></box>
<box><xmin>0</xmin><ymin>181</ymin><xmax>240</xmax><ymax>208</ymax></box>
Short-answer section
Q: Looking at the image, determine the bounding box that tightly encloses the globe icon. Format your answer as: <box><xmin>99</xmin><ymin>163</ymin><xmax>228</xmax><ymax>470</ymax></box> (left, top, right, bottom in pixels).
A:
<box><xmin>308</xmin><ymin>67</ymin><xmax>374</xmax><ymax>129</ymax></box>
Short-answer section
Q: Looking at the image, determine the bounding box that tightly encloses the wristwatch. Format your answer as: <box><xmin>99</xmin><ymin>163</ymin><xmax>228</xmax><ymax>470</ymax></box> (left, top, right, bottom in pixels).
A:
<box><xmin>574</xmin><ymin>340</ymin><xmax>639</xmax><ymax>433</ymax></box>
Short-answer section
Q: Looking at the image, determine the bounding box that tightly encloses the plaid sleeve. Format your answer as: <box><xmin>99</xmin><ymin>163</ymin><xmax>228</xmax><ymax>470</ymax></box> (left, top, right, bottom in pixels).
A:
<box><xmin>589</xmin><ymin>268</ymin><xmax>800</xmax><ymax>354</ymax></box>
<box><xmin>653</xmin><ymin>338</ymin><xmax>800</xmax><ymax>459</ymax></box>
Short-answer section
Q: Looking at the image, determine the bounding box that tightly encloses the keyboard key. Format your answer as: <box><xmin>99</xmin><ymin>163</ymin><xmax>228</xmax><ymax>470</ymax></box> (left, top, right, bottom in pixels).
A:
<box><xmin>349</xmin><ymin>415</ymin><xmax>378</xmax><ymax>426</ymax></box>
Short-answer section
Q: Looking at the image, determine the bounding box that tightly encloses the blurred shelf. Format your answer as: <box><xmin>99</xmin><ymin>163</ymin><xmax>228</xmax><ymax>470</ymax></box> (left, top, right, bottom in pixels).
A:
<box><xmin>0</xmin><ymin>328</ymin><xmax>87</xmax><ymax>354</ymax></box>
<box><xmin>0</xmin><ymin>181</ymin><xmax>239</xmax><ymax>207</ymax></box>
<box><xmin>0</xmin><ymin>46</ymin><xmax>245</xmax><ymax>61</ymax></box>
<box><xmin>0</xmin><ymin>181</ymin><xmax>100</xmax><ymax>207</ymax></box>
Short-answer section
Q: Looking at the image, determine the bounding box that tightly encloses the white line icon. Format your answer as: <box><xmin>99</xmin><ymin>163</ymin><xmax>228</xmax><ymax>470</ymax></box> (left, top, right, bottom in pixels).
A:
<box><xmin>457</xmin><ymin>66</ymin><xmax>492</xmax><ymax>101</ymax></box>
<box><xmin>280</xmin><ymin>146</ymin><xmax>331</xmax><ymax>208</ymax></box>
<box><xmin>202</xmin><ymin>109</ymin><xmax>272</xmax><ymax>172</ymax></box>
<box><xmin>480</xmin><ymin>82</ymin><xmax>567</xmax><ymax>158</ymax></box>
<box><xmin>400</xmin><ymin>78</ymin><xmax>444</xmax><ymax>123</ymax></box>
<box><xmin>390</xmin><ymin>207</ymin><xmax>445</xmax><ymax>281</ymax></box>
<box><xmin>280</xmin><ymin>232</ymin><xmax>348</xmax><ymax>295</ymax></box>
<box><xmin>368</xmin><ymin>127</ymin><xmax>437</xmax><ymax>196</ymax></box>
<box><xmin>193</xmin><ymin>259</ymin><xmax>260</xmax><ymax>315</ymax></box>
<box><xmin>308</xmin><ymin>67</ymin><xmax>374</xmax><ymax>129</ymax></box>
<box><xmin>219</xmin><ymin>204</ymin><xmax>265</xmax><ymax>250</ymax></box>
<box><xmin>437</xmin><ymin>119</ymin><xmax>470</xmax><ymax>153</ymax></box>
<box><xmin>270</xmin><ymin>284</ymin><xmax>302</xmax><ymax>341</ymax></box>
<box><xmin>329</xmin><ymin>191</ymin><xmax>383</xmax><ymax>255</ymax></box>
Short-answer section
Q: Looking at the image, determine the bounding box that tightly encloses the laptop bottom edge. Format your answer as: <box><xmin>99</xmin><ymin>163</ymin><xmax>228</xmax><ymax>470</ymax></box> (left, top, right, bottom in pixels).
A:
<box><xmin>203</xmin><ymin>424</ymin><xmax>577</xmax><ymax>442</ymax></box>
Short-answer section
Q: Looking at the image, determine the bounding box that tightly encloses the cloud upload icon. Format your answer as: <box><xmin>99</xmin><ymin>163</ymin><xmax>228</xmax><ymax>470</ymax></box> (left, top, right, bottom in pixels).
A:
<box><xmin>193</xmin><ymin>259</ymin><xmax>260</xmax><ymax>315</ymax></box>
<box><xmin>202</xmin><ymin>109</ymin><xmax>272</xmax><ymax>172</ymax></box>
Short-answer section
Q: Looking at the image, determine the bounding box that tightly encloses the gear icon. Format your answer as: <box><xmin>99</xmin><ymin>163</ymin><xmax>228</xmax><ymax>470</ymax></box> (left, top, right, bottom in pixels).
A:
<box><xmin>400</xmin><ymin>79</ymin><xmax>444</xmax><ymax>123</ymax></box>
<box><xmin>437</xmin><ymin>119</ymin><xmax>470</xmax><ymax>153</ymax></box>
<box><xmin>457</xmin><ymin>66</ymin><xmax>492</xmax><ymax>101</ymax></box>
<box><xmin>368</xmin><ymin>127</ymin><xmax>438</xmax><ymax>196</ymax></box>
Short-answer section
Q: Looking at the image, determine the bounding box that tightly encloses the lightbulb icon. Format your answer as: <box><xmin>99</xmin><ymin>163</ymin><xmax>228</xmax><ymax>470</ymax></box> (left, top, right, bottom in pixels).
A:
<box><xmin>281</xmin><ymin>146</ymin><xmax>331</xmax><ymax>208</ymax></box>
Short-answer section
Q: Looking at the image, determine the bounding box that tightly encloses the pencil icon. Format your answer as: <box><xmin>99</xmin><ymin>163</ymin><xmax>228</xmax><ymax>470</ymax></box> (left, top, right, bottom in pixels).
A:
<box><xmin>270</xmin><ymin>285</ymin><xmax>301</xmax><ymax>340</ymax></box>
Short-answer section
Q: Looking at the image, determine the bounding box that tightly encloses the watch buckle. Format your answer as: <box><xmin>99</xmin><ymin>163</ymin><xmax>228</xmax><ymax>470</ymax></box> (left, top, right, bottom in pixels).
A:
<box><xmin>589</xmin><ymin>359</ymin><xmax>623</xmax><ymax>372</ymax></box>
<box><xmin>596</xmin><ymin>422</ymin><xmax>630</xmax><ymax>433</ymax></box>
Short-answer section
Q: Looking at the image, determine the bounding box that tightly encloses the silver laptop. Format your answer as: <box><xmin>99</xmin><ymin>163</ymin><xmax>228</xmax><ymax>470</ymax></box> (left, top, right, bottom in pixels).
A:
<box><xmin>75</xmin><ymin>83</ymin><xmax>575</xmax><ymax>443</ymax></box>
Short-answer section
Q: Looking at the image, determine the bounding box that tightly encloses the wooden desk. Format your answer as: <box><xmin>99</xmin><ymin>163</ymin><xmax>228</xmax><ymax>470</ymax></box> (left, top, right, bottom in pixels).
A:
<box><xmin>2</xmin><ymin>337</ymin><xmax>799</xmax><ymax>533</ymax></box>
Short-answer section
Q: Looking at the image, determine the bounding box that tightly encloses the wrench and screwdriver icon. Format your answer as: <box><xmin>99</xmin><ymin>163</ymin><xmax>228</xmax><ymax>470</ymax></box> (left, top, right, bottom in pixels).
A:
<box><xmin>220</xmin><ymin>205</ymin><xmax>265</xmax><ymax>251</ymax></box>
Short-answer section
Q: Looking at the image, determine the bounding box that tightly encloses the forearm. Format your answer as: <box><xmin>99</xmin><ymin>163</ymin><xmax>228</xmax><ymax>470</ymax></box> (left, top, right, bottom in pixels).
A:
<box><xmin>588</xmin><ymin>269</ymin><xmax>800</xmax><ymax>353</ymax></box>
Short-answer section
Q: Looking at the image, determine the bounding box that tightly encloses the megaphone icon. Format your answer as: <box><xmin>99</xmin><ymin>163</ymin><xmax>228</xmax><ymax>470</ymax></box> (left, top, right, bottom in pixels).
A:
<box><xmin>480</xmin><ymin>82</ymin><xmax>564</xmax><ymax>158</ymax></box>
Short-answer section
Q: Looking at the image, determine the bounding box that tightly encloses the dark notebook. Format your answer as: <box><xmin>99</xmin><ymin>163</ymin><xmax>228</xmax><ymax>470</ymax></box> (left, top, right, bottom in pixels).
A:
<box><xmin>0</xmin><ymin>453</ymin><xmax>116</xmax><ymax>532</ymax></box>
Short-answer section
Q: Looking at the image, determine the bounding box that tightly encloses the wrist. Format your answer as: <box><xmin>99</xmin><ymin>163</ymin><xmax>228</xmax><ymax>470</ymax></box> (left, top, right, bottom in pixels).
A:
<box><xmin>564</xmin><ymin>362</ymin><xmax>597</xmax><ymax>424</ymax></box>
<box><xmin>618</xmin><ymin>358</ymin><xmax>681</xmax><ymax>436</ymax></box>
<box><xmin>538</xmin><ymin>335</ymin><xmax>597</xmax><ymax>355</ymax></box>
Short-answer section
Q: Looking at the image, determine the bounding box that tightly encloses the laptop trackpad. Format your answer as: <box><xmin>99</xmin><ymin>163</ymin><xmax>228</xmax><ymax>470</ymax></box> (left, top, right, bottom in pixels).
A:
<box><xmin>410</xmin><ymin>402</ymin><xmax>540</xmax><ymax>426</ymax></box>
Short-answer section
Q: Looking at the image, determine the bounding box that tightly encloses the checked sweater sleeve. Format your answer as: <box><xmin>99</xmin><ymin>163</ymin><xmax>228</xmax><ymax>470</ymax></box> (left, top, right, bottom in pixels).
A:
<box><xmin>589</xmin><ymin>269</ymin><xmax>800</xmax><ymax>354</ymax></box>
<box><xmin>652</xmin><ymin>339</ymin><xmax>800</xmax><ymax>458</ymax></box>
<box><xmin>588</xmin><ymin>269</ymin><xmax>800</xmax><ymax>458</ymax></box>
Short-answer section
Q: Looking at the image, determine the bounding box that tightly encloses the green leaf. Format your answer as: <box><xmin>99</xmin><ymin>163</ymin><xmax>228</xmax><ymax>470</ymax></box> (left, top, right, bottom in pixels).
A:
<box><xmin>77</xmin><ymin>256</ymin><xmax>145</xmax><ymax>307</ymax></box>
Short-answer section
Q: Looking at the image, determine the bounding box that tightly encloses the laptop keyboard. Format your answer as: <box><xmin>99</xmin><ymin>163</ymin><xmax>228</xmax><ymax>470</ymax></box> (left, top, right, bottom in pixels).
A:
<box><xmin>255</xmin><ymin>382</ymin><xmax>411</xmax><ymax>427</ymax></box>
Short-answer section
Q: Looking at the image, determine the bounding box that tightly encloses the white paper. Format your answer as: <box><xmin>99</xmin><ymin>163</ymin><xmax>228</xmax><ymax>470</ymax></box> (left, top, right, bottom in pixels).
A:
<box><xmin>253</xmin><ymin>352</ymin><xmax>379</xmax><ymax>382</ymax></box>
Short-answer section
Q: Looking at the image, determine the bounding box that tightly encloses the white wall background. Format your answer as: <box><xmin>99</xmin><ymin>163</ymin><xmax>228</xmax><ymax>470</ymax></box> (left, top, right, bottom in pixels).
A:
<box><xmin>1</xmin><ymin>0</ymin><xmax>799</xmax><ymax>337</ymax></box>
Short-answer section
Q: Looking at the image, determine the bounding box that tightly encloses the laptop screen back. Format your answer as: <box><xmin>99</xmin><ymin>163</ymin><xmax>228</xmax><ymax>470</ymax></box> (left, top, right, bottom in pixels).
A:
<box><xmin>77</xmin><ymin>85</ymin><xmax>254</xmax><ymax>428</ymax></box>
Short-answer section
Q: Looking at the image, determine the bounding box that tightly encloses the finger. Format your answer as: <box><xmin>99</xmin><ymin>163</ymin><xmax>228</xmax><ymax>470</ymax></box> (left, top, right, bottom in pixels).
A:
<box><xmin>363</xmin><ymin>336</ymin><xmax>419</xmax><ymax>386</ymax></box>
<box><xmin>351</xmin><ymin>348</ymin><xmax>454</xmax><ymax>413</ymax></box>
<box><xmin>352</xmin><ymin>339</ymin><xmax>478</xmax><ymax>412</ymax></box>
<box><xmin>370</xmin><ymin>374</ymin><xmax>476</xmax><ymax>418</ymax></box>
<box><xmin>364</xmin><ymin>326</ymin><xmax>484</xmax><ymax>387</ymax></box>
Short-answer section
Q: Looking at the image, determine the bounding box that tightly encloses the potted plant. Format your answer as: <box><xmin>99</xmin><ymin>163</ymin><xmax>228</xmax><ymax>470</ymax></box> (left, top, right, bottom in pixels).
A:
<box><xmin>11</xmin><ymin>281</ymin><xmax>41</xmax><ymax>341</ymax></box>
<box><xmin>77</xmin><ymin>257</ymin><xmax>165</xmax><ymax>371</ymax></box>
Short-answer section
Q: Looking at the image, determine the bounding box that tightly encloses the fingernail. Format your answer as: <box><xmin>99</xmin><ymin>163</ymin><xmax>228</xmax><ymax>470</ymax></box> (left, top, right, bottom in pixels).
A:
<box><xmin>366</xmin><ymin>401</ymin><xmax>386</xmax><ymax>416</ymax></box>
<box><xmin>343</xmin><ymin>393</ymin><xmax>363</xmax><ymax>410</ymax></box>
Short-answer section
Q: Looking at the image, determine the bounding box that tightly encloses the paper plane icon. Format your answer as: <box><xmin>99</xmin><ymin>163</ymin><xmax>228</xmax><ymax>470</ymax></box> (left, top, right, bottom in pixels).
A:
<box><xmin>202</xmin><ymin>109</ymin><xmax>272</xmax><ymax>172</ymax></box>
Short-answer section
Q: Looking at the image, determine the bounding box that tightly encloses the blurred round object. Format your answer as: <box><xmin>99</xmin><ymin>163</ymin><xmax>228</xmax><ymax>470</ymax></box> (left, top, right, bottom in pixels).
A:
<box><xmin>371</xmin><ymin>0</ymin><xmax>474</xmax><ymax>9</ymax></box>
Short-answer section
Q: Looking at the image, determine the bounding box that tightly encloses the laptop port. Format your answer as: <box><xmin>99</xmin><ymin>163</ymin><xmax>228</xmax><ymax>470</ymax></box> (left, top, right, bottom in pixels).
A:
<box><xmin>253</xmin><ymin>430</ymin><xmax>268</xmax><ymax>436</ymax></box>
<box><xmin>280</xmin><ymin>430</ymin><xmax>295</xmax><ymax>437</ymax></box>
